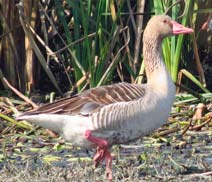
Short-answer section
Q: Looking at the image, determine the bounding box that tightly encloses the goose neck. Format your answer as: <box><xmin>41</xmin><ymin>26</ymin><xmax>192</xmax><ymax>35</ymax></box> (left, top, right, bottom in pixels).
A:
<box><xmin>143</xmin><ymin>35</ymin><xmax>164</xmax><ymax>79</ymax></box>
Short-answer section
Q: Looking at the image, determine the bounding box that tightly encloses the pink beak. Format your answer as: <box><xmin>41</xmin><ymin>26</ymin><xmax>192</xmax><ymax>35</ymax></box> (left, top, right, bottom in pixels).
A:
<box><xmin>171</xmin><ymin>21</ymin><xmax>193</xmax><ymax>35</ymax></box>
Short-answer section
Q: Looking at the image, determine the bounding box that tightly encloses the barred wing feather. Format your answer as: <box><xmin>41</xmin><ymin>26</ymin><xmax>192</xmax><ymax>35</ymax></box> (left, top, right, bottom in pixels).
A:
<box><xmin>20</xmin><ymin>83</ymin><xmax>145</xmax><ymax>116</ymax></box>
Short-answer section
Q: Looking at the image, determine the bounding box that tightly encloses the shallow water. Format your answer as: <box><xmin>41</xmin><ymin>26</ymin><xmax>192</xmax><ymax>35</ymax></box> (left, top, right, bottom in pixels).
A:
<box><xmin>1</xmin><ymin>130</ymin><xmax>212</xmax><ymax>181</ymax></box>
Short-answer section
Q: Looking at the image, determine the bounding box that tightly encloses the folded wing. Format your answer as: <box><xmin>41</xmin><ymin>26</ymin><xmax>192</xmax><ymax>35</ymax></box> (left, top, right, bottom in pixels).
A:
<box><xmin>19</xmin><ymin>83</ymin><xmax>146</xmax><ymax>116</ymax></box>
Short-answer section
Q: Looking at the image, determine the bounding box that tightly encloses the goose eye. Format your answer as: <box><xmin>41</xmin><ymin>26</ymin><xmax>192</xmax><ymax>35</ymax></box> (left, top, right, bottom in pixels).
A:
<box><xmin>163</xmin><ymin>20</ymin><xmax>167</xmax><ymax>23</ymax></box>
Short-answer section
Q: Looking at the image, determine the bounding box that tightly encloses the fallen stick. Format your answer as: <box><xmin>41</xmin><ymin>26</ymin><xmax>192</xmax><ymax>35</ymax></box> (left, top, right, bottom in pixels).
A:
<box><xmin>0</xmin><ymin>70</ymin><xmax>38</xmax><ymax>109</ymax></box>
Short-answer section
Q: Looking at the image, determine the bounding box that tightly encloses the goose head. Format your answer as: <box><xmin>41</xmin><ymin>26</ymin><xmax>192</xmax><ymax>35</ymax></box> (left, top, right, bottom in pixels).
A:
<box><xmin>142</xmin><ymin>15</ymin><xmax>193</xmax><ymax>86</ymax></box>
<box><xmin>144</xmin><ymin>15</ymin><xmax>193</xmax><ymax>40</ymax></box>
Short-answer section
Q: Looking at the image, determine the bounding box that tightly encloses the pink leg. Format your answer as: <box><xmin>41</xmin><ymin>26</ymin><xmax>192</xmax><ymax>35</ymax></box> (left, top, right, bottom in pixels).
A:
<box><xmin>84</xmin><ymin>130</ymin><xmax>113</xmax><ymax>181</ymax></box>
<box><xmin>105</xmin><ymin>150</ymin><xmax>112</xmax><ymax>181</ymax></box>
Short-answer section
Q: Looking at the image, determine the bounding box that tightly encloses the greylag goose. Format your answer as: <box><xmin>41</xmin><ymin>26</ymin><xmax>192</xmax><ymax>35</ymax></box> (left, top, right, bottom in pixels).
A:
<box><xmin>16</xmin><ymin>15</ymin><xmax>193</xmax><ymax>181</ymax></box>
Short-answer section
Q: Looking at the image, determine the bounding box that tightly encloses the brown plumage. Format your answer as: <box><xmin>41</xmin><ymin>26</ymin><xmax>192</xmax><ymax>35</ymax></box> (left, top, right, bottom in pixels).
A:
<box><xmin>23</xmin><ymin>83</ymin><xmax>145</xmax><ymax>115</ymax></box>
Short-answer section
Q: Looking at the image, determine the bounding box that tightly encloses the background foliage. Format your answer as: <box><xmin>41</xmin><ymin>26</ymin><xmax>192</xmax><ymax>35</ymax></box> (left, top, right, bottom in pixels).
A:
<box><xmin>0</xmin><ymin>0</ymin><xmax>211</xmax><ymax>98</ymax></box>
